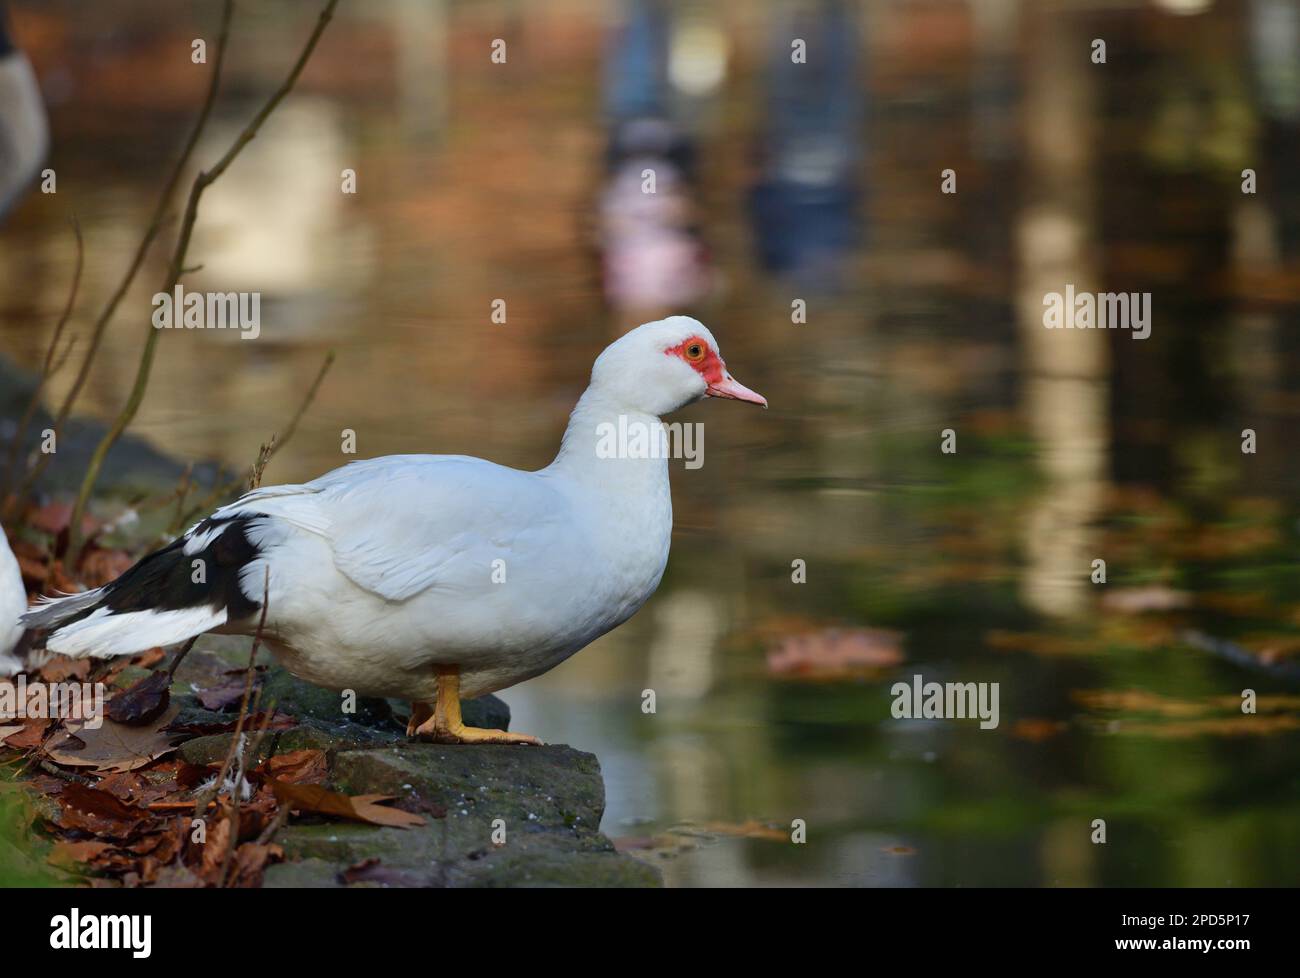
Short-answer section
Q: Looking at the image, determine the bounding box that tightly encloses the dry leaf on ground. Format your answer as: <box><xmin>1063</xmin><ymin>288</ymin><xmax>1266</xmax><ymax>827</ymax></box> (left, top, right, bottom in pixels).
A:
<box><xmin>196</xmin><ymin>676</ymin><xmax>255</xmax><ymax>712</ymax></box>
<box><xmin>43</xmin><ymin>705</ymin><xmax>182</xmax><ymax>773</ymax></box>
<box><xmin>2</xmin><ymin>718</ymin><xmax>50</xmax><ymax>750</ymax></box>
<box><xmin>262</xmin><ymin>749</ymin><xmax>328</xmax><ymax>784</ymax></box>
<box><xmin>269</xmin><ymin>780</ymin><xmax>426</xmax><ymax>828</ymax></box>
<box><xmin>106</xmin><ymin>671</ymin><xmax>171</xmax><ymax>726</ymax></box>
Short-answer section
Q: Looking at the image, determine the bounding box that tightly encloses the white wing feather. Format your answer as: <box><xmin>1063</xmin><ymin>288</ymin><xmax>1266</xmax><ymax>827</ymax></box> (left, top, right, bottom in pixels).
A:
<box><xmin>218</xmin><ymin>456</ymin><xmax>566</xmax><ymax>604</ymax></box>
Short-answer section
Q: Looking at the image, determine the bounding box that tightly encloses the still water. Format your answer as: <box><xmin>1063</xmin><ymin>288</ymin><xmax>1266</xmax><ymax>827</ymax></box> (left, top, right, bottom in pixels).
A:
<box><xmin>2</xmin><ymin>1</ymin><xmax>1299</xmax><ymax>886</ymax></box>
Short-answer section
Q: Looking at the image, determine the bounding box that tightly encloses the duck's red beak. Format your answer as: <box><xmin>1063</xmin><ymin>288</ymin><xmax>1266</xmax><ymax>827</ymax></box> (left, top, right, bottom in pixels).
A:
<box><xmin>706</xmin><ymin>372</ymin><xmax>768</xmax><ymax>408</ymax></box>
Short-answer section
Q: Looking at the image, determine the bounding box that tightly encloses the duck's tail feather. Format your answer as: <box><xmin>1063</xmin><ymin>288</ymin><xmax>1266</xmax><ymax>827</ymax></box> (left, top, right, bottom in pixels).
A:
<box><xmin>18</xmin><ymin>514</ymin><xmax>264</xmax><ymax>660</ymax></box>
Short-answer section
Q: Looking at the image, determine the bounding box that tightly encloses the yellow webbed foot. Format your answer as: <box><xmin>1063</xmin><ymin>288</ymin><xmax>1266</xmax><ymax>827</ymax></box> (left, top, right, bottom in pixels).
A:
<box><xmin>408</xmin><ymin>664</ymin><xmax>542</xmax><ymax>746</ymax></box>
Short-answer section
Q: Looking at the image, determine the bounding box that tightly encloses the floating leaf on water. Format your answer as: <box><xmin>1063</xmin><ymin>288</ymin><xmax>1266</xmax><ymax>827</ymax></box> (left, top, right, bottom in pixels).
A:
<box><xmin>1100</xmin><ymin>586</ymin><xmax>1191</xmax><ymax>614</ymax></box>
<box><xmin>766</xmin><ymin>627</ymin><xmax>904</xmax><ymax>679</ymax></box>
<box><xmin>1072</xmin><ymin>689</ymin><xmax>1205</xmax><ymax>717</ymax></box>
<box><xmin>1010</xmin><ymin>718</ymin><xmax>1067</xmax><ymax>742</ymax></box>
<box><xmin>1116</xmin><ymin>716</ymin><xmax>1300</xmax><ymax>738</ymax></box>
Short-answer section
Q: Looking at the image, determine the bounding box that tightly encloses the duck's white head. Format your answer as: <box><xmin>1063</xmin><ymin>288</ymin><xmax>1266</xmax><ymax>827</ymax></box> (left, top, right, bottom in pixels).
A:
<box><xmin>588</xmin><ymin>316</ymin><xmax>767</xmax><ymax>416</ymax></box>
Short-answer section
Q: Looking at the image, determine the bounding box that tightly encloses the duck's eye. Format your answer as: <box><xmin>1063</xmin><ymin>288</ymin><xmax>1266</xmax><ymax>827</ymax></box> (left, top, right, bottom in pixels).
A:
<box><xmin>685</xmin><ymin>343</ymin><xmax>705</xmax><ymax>362</ymax></box>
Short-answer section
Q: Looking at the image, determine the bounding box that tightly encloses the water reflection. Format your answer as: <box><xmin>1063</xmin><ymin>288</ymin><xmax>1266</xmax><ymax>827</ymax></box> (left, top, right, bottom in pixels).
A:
<box><xmin>2</xmin><ymin>0</ymin><xmax>1300</xmax><ymax>887</ymax></box>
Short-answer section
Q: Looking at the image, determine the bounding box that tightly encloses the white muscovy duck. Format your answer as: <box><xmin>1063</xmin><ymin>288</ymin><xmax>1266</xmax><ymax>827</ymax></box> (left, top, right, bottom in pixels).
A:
<box><xmin>0</xmin><ymin>9</ymin><xmax>49</xmax><ymax>221</ymax></box>
<box><xmin>1</xmin><ymin>524</ymin><xmax>26</xmax><ymax>676</ymax></box>
<box><xmin>21</xmin><ymin>317</ymin><xmax>765</xmax><ymax>743</ymax></box>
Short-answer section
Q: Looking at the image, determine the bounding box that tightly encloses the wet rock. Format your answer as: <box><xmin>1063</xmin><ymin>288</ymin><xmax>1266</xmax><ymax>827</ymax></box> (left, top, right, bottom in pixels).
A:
<box><xmin>265</xmin><ymin>744</ymin><xmax>660</xmax><ymax>888</ymax></box>
<box><xmin>167</xmin><ymin>644</ymin><xmax>655</xmax><ymax>886</ymax></box>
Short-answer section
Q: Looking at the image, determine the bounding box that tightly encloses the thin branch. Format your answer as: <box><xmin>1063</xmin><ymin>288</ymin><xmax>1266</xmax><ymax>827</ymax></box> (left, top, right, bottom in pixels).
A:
<box><xmin>212</xmin><ymin>569</ymin><xmax>269</xmax><ymax>799</ymax></box>
<box><xmin>175</xmin><ymin>349</ymin><xmax>335</xmax><ymax>525</ymax></box>
<box><xmin>248</xmin><ymin>438</ymin><xmax>276</xmax><ymax>492</ymax></box>
<box><xmin>168</xmin><ymin>462</ymin><xmax>194</xmax><ymax>535</ymax></box>
<box><xmin>219</xmin><ymin>698</ymin><xmax>273</xmax><ymax>887</ymax></box>
<box><xmin>166</xmin><ymin>635</ymin><xmax>199</xmax><ymax>682</ymax></box>
<box><xmin>66</xmin><ymin>0</ymin><xmax>340</xmax><ymax>563</ymax></box>
<box><xmin>20</xmin><ymin>3</ymin><xmax>235</xmax><ymax>509</ymax></box>
<box><xmin>49</xmin><ymin>334</ymin><xmax>78</xmax><ymax>376</ymax></box>
<box><xmin>268</xmin><ymin>350</ymin><xmax>334</xmax><ymax>464</ymax></box>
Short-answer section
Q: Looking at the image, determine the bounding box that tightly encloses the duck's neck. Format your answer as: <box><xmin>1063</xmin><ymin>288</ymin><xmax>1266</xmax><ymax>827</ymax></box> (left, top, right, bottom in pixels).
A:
<box><xmin>543</xmin><ymin>386</ymin><xmax>670</xmax><ymax>492</ymax></box>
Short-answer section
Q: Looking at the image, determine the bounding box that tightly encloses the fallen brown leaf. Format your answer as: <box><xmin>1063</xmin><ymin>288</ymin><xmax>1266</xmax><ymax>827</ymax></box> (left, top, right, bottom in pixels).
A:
<box><xmin>49</xmin><ymin>839</ymin><xmax>114</xmax><ymax>870</ymax></box>
<box><xmin>132</xmin><ymin>648</ymin><xmax>167</xmax><ymax>670</ymax></box>
<box><xmin>199</xmin><ymin>808</ymin><xmax>234</xmax><ymax>881</ymax></box>
<box><xmin>2</xmin><ymin>718</ymin><xmax>50</xmax><ymax>750</ymax></box>
<box><xmin>269</xmin><ymin>780</ymin><xmax>425</xmax><ymax>828</ymax></box>
<box><xmin>106</xmin><ymin>671</ymin><xmax>171</xmax><ymax>726</ymax></box>
<box><xmin>39</xmin><ymin>655</ymin><xmax>92</xmax><ymax>682</ymax></box>
<box><xmin>95</xmin><ymin>771</ymin><xmax>173</xmax><ymax>807</ymax></box>
<box><xmin>262</xmin><ymin>749</ymin><xmax>328</xmax><ymax>784</ymax></box>
<box><xmin>44</xmin><ymin>705</ymin><xmax>181</xmax><ymax>773</ymax></box>
<box><xmin>230</xmin><ymin>842</ymin><xmax>283</xmax><ymax>887</ymax></box>
<box><xmin>196</xmin><ymin>676</ymin><xmax>255</xmax><ymax>712</ymax></box>
<box><xmin>56</xmin><ymin>783</ymin><xmax>151</xmax><ymax>839</ymax></box>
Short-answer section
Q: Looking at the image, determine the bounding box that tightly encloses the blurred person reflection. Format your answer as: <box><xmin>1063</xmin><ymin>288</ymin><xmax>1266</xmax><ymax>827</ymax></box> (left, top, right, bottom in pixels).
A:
<box><xmin>599</xmin><ymin>0</ymin><xmax>712</xmax><ymax>315</ymax></box>
<box><xmin>0</xmin><ymin>1</ymin><xmax>48</xmax><ymax>221</ymax></box>
<box><xmin>1250</xmin><ymin>0</ymin><xmax>1300</xmax><ymax>257</ymax></box>
<box><xmin>747</xmin><ymin>0</ymin><xmax>862</xmax><ymax>294</ymax></box>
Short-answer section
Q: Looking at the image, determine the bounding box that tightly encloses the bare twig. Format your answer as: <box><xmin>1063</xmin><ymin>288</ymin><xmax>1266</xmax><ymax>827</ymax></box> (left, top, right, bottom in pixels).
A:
<box><xmin>174</xmin><ymin>464</ymin><xmax>235</xmax><ymax>531</ymax></box>
<box><xmin>166</xmin><ymin>636</ymin><xmax>199</xmax><ymax>682</ymax></box>
<box><xmin>168</xmin><ymin>463</ymin><xmax>194</xmax><ymax>534</ymax></box>
<box><xmin>179</xmin><ymin>348</ymin><xmax>335</xmax><ymax>520</ymax></box>
<box><xmin>18</xmin><ymin>3</ymin><xmax>235</xmax><ymax>510</ymax></box>
<box><xmin>268</xmin><ymin>350</ymin><xmax>334</xmax><ymax>465</ymax></box>
<box><xmin>254</xmin><ymin>803</ymin><xmax>290</xmax><ymax>846</ymax></box>
<box><xmin>67</xmin><ymin>0</ymin><xmax>340</xmax><ymax>562</ymax></box>
<box><xmin>199</xmin><ymin>566</ymin><xmax>271</xmax><ymax>823</ymax></box>
<box><xmin>219</xmin><ymin>700</ymin><xmax>272</xmax><ymax>887</ymax></box>
<box><xmin>248</xmin><ymin>438</ymin><xmax>276</xmax><ymax>492</ymax></box>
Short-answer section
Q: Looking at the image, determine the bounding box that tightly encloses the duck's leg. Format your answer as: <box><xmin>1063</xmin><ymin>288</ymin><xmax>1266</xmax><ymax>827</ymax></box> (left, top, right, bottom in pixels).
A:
<box><xmin>406</xmin><ymin>701</ymin><xmax>433</xmax><ymax>737</ymax></box>
<box><xmin>414</xmin><ymin>664</ymin><xmax>542</xmax><ymax>745</ymax></box>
